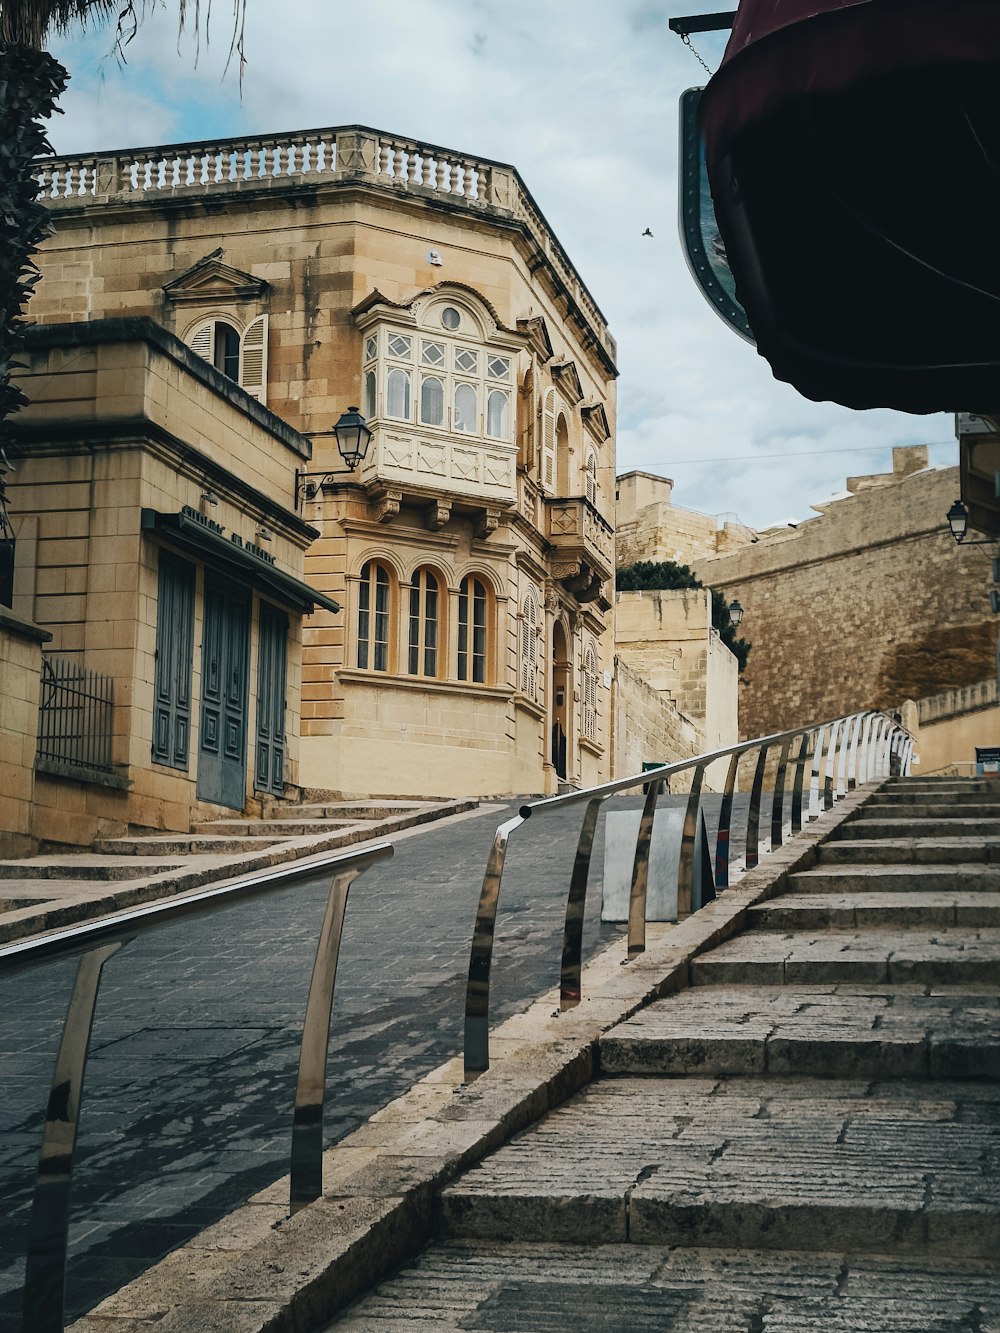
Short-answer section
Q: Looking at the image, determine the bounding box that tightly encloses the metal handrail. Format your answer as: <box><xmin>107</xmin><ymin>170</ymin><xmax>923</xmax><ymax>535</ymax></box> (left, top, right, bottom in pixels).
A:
<box><xmin>2</xmin><ymin>843</ymin><xmax>393</xmax><ymax>1333</ymax></box>
<box><xmin>463</xmin><ymin>709</ymin><xmax>914</xmax><ymax>1080</ymax></box>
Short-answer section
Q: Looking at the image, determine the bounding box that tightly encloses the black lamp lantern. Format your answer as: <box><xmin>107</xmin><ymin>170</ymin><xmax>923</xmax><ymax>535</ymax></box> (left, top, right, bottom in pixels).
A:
<box><xmin>728</xmin><ymin>597</ymin><xmax>744</xmax><ymax>628</ymax></box>
<box><xmin>947</xmin><ymin>500</ymin><xmax>970</xmax><ymax>544</ymax></box>
<box><xmin>332</xmin><ymin>406</ymin><xmax>372</xmax><ymax>470</ymax></box>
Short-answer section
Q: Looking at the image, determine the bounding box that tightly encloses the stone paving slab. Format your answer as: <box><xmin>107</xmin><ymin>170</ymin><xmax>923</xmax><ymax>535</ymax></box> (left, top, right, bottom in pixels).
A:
<box><xmin>819</xmin><ymin>838</ymin><xmax>1000</xmax><ymax>865</ymax></box>
<box><xmin>326</xmin><ymin>1239</ymin><xmax>1000</xmax><ymax>1331</ymax></box>
<box><xmin>439</xmin><ymin>1077</ymin><xmax>1000</xmax><ymax>1256</ymax></box>
<box><xmin>748</xmin><ymin>891</ymin><xmax>1000</xmax><ymax>929</ymax></box>
<box><xmin>599</xmin><ymin>984</ymin><xmax>1000</xmax><ymax>1079</ymax></box>
<box><xmin>788</xmin><ymin>864</ymin><xmax>1000</xmax><ymax>893</ymax></box>
<box><xmin>690</xmin><ymin>927</ymin><xmax>1000</xmax><ymax>986</ymax></box>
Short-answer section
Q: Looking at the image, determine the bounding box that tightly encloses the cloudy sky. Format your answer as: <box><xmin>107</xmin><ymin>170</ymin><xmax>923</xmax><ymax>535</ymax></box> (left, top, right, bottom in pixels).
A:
<box><xmin>45</xmin><ymin>0</ymin><xmax>956</xmax><ymax>529</ymax></box>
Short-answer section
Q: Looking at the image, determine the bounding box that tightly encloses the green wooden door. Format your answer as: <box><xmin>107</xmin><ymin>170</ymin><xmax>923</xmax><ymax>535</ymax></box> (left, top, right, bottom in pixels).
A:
<box><xmin>255</xmin><ymin>604</ymin><xmax>288</xmax><ymax>797</ymax></box>
<box><xmin>197</xmin><ymin>577</ymin><xmax>250</xmax><ymax>809</ymax></box>
<box><xmin>152</xmin><ymin>552</ymin><xmax>195</xmax><ymax>769</ymax></box>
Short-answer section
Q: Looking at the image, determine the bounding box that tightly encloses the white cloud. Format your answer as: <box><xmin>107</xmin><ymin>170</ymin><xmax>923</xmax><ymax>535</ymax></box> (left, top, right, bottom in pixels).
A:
<box><xmin>43</xmin><ymin>1</ymin><xmax>957</xmax><ymax>528</ymax></box>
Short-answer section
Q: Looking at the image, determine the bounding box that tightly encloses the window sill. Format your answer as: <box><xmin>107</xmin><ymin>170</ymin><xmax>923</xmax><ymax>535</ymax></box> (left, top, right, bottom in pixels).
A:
<box><xmin>579</xmin><ymin>737</ymin><xmax>604</xmax><ymax>759</ymax></box>
<box><xmin>338</xmin><ymin>667</ymin><xmax>513</xmax><ymax>701</ymax></box>
<box><xmin>513</xmin><ymin>693</ymin><xmax>546</xmax><ymax>722</ymax></box>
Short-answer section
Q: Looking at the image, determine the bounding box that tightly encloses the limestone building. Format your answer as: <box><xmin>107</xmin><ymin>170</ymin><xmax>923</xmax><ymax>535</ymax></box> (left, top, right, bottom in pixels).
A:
<box><xmin>8</xmin><ymin>124</ymin><xmax>618</xmax><ymax>839</ymax></box>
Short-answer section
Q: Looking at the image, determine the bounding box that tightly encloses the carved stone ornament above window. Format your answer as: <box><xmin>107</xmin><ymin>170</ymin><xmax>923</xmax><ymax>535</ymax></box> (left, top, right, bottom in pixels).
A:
<box><xmin>551</xmin><ymin>361</ymin><xmax>584</xmax><ymax>406</ymax></box>
<box><xmin>516</xmin><ymin>315</ymin><xmax>554</xmax><ymax>364</ymax></box>
<box><xmin>164</xmin><ymin>257</ymin><xmax>268</xmax><ymax>305</ymax></box>
<box><xmin>582</xmin><ymin>401</ymin><xmax>611</xmax><ymax>443</ymax></box>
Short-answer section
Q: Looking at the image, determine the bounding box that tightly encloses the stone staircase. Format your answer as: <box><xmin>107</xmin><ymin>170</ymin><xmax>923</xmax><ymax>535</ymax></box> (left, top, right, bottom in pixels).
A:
<box><xmin>330</xmin><ymin>776</ymin><xmax>1000</xmax><ymax>1329</ymax></box>
<box><xmin>0</xmin><ymin>796</ymin><xmax>476</xmax><ymax>945</ymax></box>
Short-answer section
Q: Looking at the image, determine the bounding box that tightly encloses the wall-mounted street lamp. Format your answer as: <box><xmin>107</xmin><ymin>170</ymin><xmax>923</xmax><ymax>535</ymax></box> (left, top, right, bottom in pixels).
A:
<box><xmin>728</xmin><ymin>597</ymin><xmax>744</xmax><ymax>628</ymax></box>
<box><xmin>946</xmin><ymin>499</ymin><xmax>996</xmax><ymax>547</ymax></box>
<box><xmin>296</xmin><ymin>407</ymin><xmax>373</xmax><ymax>504</ymax></box>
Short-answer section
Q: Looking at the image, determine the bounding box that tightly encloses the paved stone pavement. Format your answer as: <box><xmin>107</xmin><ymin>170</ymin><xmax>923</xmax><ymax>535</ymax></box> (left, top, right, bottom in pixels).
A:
<box><xmin>327</xmin><ymin>777</ymin><xmax>1000</xmax><ymax>1332</ymax></box>
<box><xmin>1</xmin><ymin>790</ymin><xmax>756</xmax><ymax>1330</ymax></box>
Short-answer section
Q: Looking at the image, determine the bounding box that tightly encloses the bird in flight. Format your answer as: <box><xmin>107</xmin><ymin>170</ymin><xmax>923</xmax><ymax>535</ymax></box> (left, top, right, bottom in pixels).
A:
<box><xmin>642</xmin><ymin>227</ymin><xmax>654</xmax><ymax>237</ymax></box>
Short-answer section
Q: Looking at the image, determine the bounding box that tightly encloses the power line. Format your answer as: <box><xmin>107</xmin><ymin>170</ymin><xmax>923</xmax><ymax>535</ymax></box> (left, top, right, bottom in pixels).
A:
<box><xmin>640</xmin><ymin>442</ymin><xmax>956</xmax><ymax>467</ymax></box>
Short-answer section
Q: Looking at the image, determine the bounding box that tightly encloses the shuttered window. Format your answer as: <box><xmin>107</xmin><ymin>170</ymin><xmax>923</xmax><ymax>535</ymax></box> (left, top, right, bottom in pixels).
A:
<box><xmin>185</xmin><ymin>314</ymin><xmax>269</xmax><ymax>404</ymax></box>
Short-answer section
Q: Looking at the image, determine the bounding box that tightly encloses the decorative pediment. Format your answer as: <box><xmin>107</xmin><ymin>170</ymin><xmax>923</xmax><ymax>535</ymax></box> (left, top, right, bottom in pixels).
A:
<box><xmin>552</xmin><ymin>360</ymin><xmax>584</xmax><ymax>405</ymax></box>
<box><xmin>164</xmin><ymin>256</ymin><xmax>267</xmax><ymax>305</ymax></box>
<box><xmin>516</xmin><ymin>315</ymin><xmax>554</xmax><ymax>363</ymax></box>
<box><xmin>582</xmin><ymin>401</ymin><xmax>611</xmax><ymax>443</ymax></box>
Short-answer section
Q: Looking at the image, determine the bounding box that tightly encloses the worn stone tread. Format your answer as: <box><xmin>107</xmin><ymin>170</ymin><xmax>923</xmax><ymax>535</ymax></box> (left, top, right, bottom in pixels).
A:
<box><xmin>748</xmin><ymin>891</ymin><xmax>1000</xmax><ymax>929</ymax></box>
<box><xmin>818</xmin><ymin>839</ymin><xmax>1000</xmax><ymax>865</ymax></box>
<box><xmin>600</xmin><ymin>984</ymin><xmax>1000</xmax><ymax>1079</ymax></box>
<box><xmin>439</xmin><ymin>1078</ymin><xmax>1000</xmax><ymax>1254</ymax></box>
<box><xmin>788</xmin><ymin>865</ymin><xmax>1000</xmax><ymax>894</ymax></box>
<box><xmin>327</xmin><ymin>1241</ymin><xmax>1000</xmax><ymax>1331</ymax></box>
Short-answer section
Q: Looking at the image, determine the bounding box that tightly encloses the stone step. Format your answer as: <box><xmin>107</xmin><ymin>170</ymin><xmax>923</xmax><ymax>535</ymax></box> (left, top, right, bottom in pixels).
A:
<box><xmin>858</xmin><ymin>802</ymin><xmax>1000</xmax><ymax>820</ymax></box>
<box><xmin>885</xmin><ymin>777</ymin><xmax>1000</xmax><ymax>792</ymax></box>
<box><xmin>788</xmin><ymin>865</ymin><xmax>1000</xmax><ymax>894</ymax></box>
<box><xmin>0</xmin><ymin>858</ymin><xmax>185</xmax><ymax>881</ymax></box>
<box><xmin>832</xmin><ymin>819</ymin><xmax>1000</xmax><ymax>840</ymax></box>
<box><xmin>439</xmin><ymin>1077</ymin><xmax>1000</xmax><ymax>1256</ymax></box>
<box><xmin>93</xmin><ymin>834</ymin><xmax>288</xmax><ymax>856</ymax></box>
<box><xmin>869</xmin><ymin>790</ymin><xmax>1000</xmax><ymax>806</ymax></box>
<box><xmin>818</xmin><ymin>839</ymin><xmax>1000</xmax><ymax>866</ymax></box>
<box><xmin>190</xmin><ymin>819</ymin><xmax>356</xmax><ymax>837</ymax></box>
<box><xmin>256</xmin><ymin>802</ymin><xmax>426</xmax><ymax>822</ymax></box>
<box><xmin>690</xmin><ymin>927</ymin><xmax>1000</xmax><ymax>987</ymax></box>
<box><xmin>598</xmin><ymin>985</ymin><xmax>1000</xmax><ymax>1079</ymax></box>
<box><xmin>329</xmin><ymin>1239</ymin><xmax>1000</xmax><ymax>1332</ymax></box>
<box><xmin>748</xmin><ymin>891</ymin><xmax>1000</xmax><ymax>930</ymax></box>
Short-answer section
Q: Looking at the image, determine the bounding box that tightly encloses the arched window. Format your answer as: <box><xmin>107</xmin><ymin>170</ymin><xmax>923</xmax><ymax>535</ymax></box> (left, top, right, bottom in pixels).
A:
<box><xmin>357</xmin><ymin>561</ymin><xmax>391</xmax><ymax>672</ymax></box>
<box><xmin>364</xmin><ymin>369</ymin><xmax>377</xmax><ymax>419</ymax></box>
<box><xmin>582</xmin><ymin>642</ymin><xmax>598</xmax><ymax>741</ymax></box>
<box><xmin>487</xmin><ymin>388</ymin><xmax>510</xmax><ymax>440</ymax></box>
<box><xmin>408</xmin><ymin>568</ymin><xmax>440</xmax><ymax>677</ymax></box>
<box><xmin>458</xmin><ymin>575</ymin><xmax>489</xmax><ymax>684</ymax></box>
<box><xmin>520</xmin><ymin>589</ymin><xmax>538</xmax><ymax>700</ymax></box>
<box><xmin>453</xmin><ymin>382</ymin><xmax>478</xmax><ymax>433</ymax></box>
<box><xmin>386</xmin><ymin>368</ymin><xmax>411</xmax><ymax>420</ymax></box>
<box><xmin>585</xmin><ymin>452</ymin><xmax>598</xmax><ymax>505</ymax></box>
<box><xmin>186</xmin><ymin>314</ymin><xmax>268</xmax><ymax>402</ymax></box>
<box><xmin>420</xmin><ymin>376</ymin><xmax>444</xmax><ymax>427</ymax></box>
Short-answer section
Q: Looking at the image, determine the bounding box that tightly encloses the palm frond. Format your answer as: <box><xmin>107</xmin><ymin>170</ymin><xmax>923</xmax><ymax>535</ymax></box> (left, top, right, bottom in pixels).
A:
<box><xmin>0</xmin><ymin>0</ymin><xmax>247</xmax><ymax>63</ymax></box>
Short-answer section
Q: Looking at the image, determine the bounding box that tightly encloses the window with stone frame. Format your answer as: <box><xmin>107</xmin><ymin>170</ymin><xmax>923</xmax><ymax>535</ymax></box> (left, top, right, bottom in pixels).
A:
<box><xmin>357</xmin><ymin>560</ymin><xmax>392</xmax><ymax>672</ymax></box>
<box><xmin>582</xmin><ymin>641</ymin><xmax>598</xmax><ymax>742</ymax></box>
<box><xmin>457</xmin><ymin>574</ymin><xmax>490</xmax><ymax>684</ymax></box>
<box><xmin>185</xmin><ymin>313</ymin><xmax>269</xmax><ymax>403</ymax></box>
<box><xmin>519</xmin><ymin>588</ymin><xmax>538</xmax><ymax>700</ymax></box>
<box><xmin>407</xmin><ymin>567</ymin><xmax>442</xmax><ymax>678</ymax></box>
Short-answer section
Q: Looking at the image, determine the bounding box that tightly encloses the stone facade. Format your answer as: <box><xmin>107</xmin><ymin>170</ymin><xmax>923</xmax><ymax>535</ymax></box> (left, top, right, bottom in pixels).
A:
<box><xmin>616</xmin><ymin>470</ymin><xmax>754</xmax><ymax>569</ymax></box>
<box><xmin>8</xmin><ymin>320</ymin><xmax>322</xmax><ymax>842</ymax></box>
<box><xmin>694</xmin><ymin>450</ymin><xmax>995</xmax><ymax>739</ymax></box>
<box><xmin>611</xmin><ymin>655</ymin><xmax>702</xmax><ymax>790</ymax></box>
<box><xmin>15</xmin><ymin>124</ymin><xmax>618</xmax><ymax>815</ymax></box>
<box><xmin>0</xmin><ymin>607</ymin><xmax>51</xmax><ymax>855</ymax></box>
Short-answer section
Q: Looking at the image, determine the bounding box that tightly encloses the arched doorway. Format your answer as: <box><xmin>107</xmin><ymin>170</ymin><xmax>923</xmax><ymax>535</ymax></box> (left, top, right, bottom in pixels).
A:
<box><xmin>551</xmin><ymin>620</ymin><xmax>571</xmax><ymax>780</ymax></box>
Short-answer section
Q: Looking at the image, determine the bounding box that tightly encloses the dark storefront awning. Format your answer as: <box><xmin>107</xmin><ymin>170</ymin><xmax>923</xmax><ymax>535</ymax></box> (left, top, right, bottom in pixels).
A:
<box><xmin>700</xmin><ymin>0</ymin><xmax>1000</xmax><ymax>413</ymax></box>
<box><xmin>142</xmin><ymin>508</ymin><xmax>340</xmax><ymax>615</ymax></box>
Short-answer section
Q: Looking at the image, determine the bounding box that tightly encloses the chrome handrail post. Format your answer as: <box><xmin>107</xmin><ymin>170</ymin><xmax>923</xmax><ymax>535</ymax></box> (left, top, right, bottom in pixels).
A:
<box><xmin>22</xmin><ymin>941</ymin><xmax>126</xmax><ymax>1333</ymax></box>
<box><xmin>770</xmin><ymin>737</ymin><xmax>792</xmax><ymax>848</ymax></box>
<box><xmin>560</xmin><ymin>796</ymin><xmax>607</xmax><ymax>1009</ymax></box>
<box><xmin>745</xmin><ymin>743</ymin><xmax>769</xmax><ymax>869</ymax></box>
<box><xmin>836</xmin><ymin>714</ymin><xmax>854</xmax><ymax>798</ymax></box>
<box><xmin>628</xmin><ymin>775</ymin><xmax>662</xmax><ymax>957</ymax></box>
<box><xmin>808</xmin><ymin>724</ymin><xmax>826</xmax><ymax>818</ymax></box>
<box><xmin>463</xmin><ymin>813</ymin><xmax>526</xmax><ymax>1081</ymax></box>
<box><xmin>290</xmin><ymin>855</ymin><xmax>386</xmax><ymax>1214</ymax></box>
<box><xmin>677</xmin><ymin>762</ymin><xmax>706</xmax><ymax>917</ymax></box>
<box><xmin>714</xmin><ymin>752</ymin><xmax>740</xmax><ymax>890</ymax></box>
<box><xmin>823</xmin><ymin>718</ymin><xmax>843</xmax><ymax>809</ymax></box>
<box><xmin>789</xmin><ymin>730</ymin><xmax>811</xmax><ymax>834</ymax></box>
<box><xmin>843</xmin><ymin>712</ymin><xmax>861</xmax><ymax>792</ymax></box>
<box><xmin>868</xmin><ymin>716</ymin><xmax>886</xmax><ymax>782</ymax></box>
<box><xmin>856</xmin><ymin>712</ymin><xmax>875</xmax><ymax>785</ymax></box>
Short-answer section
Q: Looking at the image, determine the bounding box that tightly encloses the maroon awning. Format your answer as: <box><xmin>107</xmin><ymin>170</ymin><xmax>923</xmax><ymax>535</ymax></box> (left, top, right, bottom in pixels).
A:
<box><xmin>699</xmin><ymin>0</ymin><xmax>1000</xmax><ymax>412</ymax></box>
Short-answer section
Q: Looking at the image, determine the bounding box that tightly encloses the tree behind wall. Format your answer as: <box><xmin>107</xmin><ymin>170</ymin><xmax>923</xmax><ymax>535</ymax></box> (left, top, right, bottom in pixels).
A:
<box><xmin>616</xmin><ymin>559</ymin><xmax>752</xmax><ymax>672</ymax></box>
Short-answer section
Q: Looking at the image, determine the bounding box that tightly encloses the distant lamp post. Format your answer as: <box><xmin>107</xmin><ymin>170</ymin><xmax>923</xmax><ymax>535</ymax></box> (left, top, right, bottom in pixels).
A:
<box><xmin>728</xmin><ymin>597</ymin><xmax>745</xmax><ymax>628</ymax></box>
<box><xmin>296</xmin><ymin>407</ymin><xmax>374</xmax><ymax>504</ymax></box>
<box><xmin>947</xmin><ymin>499</ymin><xmax>969</xmax><ymax>543</ymax></box>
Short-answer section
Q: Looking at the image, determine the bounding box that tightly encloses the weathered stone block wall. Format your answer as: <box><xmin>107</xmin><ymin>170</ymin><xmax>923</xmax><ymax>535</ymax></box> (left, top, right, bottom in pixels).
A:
<box><xmin>696</xmin><ymin>465</ymin><xmax>993</xmax><ymax>738</ymax></box>
<box><xmin>0</xmin><ymin>608</ymin><xmax>50</xmax><ymax>856</ymax></box>
<box><xmin>612</xmin><ymin>655</ymin><xmax>703</xmax><ymax>792</ymax></box>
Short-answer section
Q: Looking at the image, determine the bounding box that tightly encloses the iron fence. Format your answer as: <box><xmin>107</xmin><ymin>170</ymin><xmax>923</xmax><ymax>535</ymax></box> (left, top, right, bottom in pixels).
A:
<box><xmin>36</xmin><ymin>656</ymin><xmax>115</xmax><ymax>776</ymax></box>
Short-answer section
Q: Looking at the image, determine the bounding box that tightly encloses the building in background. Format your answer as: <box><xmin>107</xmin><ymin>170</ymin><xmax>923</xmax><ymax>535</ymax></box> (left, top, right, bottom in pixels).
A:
<box><xmin>6</xmin><ymin>124</ymin><xmax>620</xmax><ymax>847</ymax></box>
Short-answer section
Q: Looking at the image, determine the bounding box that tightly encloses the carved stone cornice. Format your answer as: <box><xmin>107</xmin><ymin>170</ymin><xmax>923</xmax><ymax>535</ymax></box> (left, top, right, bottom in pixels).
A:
<box><xmin>369</xmin><ymin>487</ymin><xmax>402</xmax><ymax>524</ymax></box>
<box><xmin>475</xmin><ymin>507</ymin><xmax>503</xmax><ymax>540</ymax></box>
<box><xmin>426</xmin><ymin>498</ymin><xmax>452</xmax><ymax>530</ymax></box>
